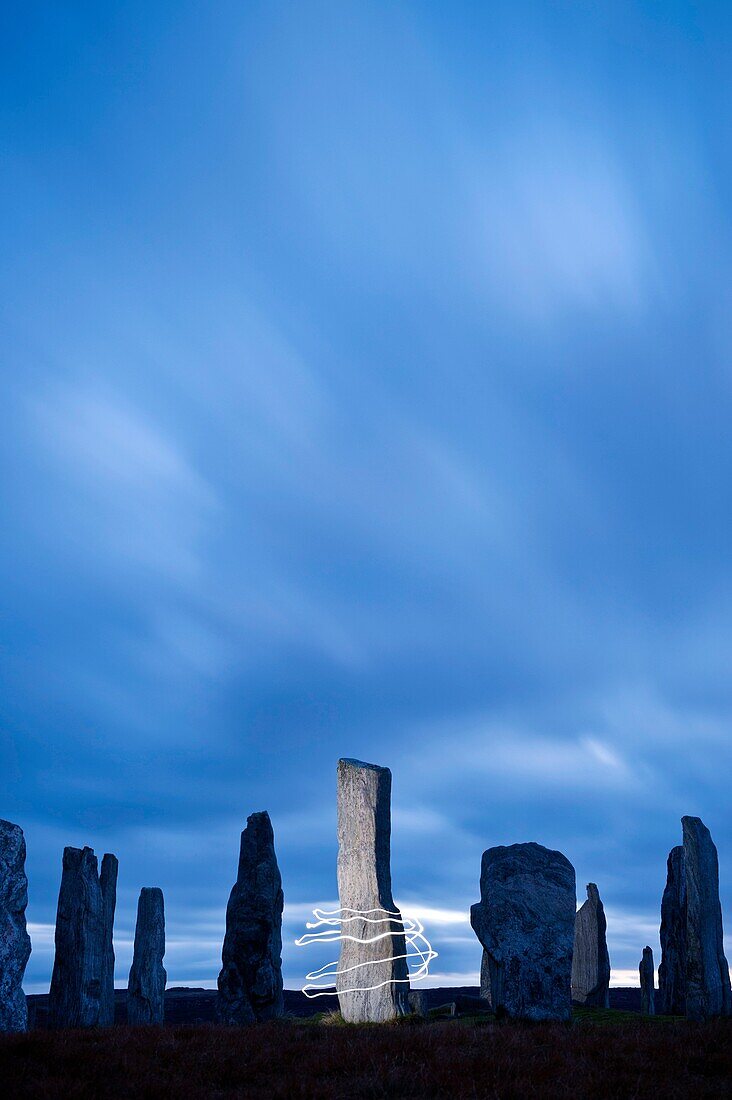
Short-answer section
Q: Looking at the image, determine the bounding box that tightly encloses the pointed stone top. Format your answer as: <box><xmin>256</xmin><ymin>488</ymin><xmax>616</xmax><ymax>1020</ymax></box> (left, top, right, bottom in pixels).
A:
<box><xmin>339</xmin><ymin>758</ymin><xmax>389</xmax><ymax>773</ymax></box>
<box><xmin>682</xmin><ymin>815</ymin><xmax>708</xmax><ymax>835</ymax></box>
<box><xmin>243</xmin><ymin>812</ymin><xmax>274</xmax><ymax>847</ymax></box>
<box><xmin>246</xmin><ymin>810</ymin><xmax>272</xmax><ymax>827</ymax></box>
<box><xmin>586</xmin><ymin>883</ymin><xmax>601</xmax><ymax>903</ymax></box>
<box><xmin>238</xmin><ymin>812</ymin><xmax>276</xmax><ymax>878</ymax></box>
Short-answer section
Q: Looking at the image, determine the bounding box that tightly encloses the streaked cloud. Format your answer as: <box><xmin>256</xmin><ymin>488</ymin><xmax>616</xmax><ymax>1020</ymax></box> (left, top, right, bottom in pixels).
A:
<box><xmin>3</xmin><ymin>0</ymin><xmax>732</xmax><ymax>997</ymax></box>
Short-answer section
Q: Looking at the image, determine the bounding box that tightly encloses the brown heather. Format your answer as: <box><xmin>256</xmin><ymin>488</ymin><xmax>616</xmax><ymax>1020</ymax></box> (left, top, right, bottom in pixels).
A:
<box><xmin>0</xmin><ymin>1014</ymin><xmax>731</xmax><ymax>1099</ymax></box>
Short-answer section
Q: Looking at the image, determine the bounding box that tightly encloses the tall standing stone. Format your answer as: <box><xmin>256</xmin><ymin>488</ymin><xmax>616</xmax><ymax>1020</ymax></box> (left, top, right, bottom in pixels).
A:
<box><xmin>0</xmin><ymin>820</ymin><xmax>32</xmax><ymax>1033</ymax></box>
<box><xmin>571</xmin><ymin>883</ymin><xmax>611</xmax><ymax>1007</ymax></box>
<box><xmin>682</xmin><ymin>816</ymin><xmax>731</xmax><ymax>1021</ymax></box>
<box><xmin>98</xmin><ymin>854</ymin><xmax>118</xmax><ymax>1027</ymax></box>
<box><xmin>128</xmin><ymin>888</ymin><xmax>166</xmax><ymax>1025</ymax></box>
<box><xmin>217</xmin><ymin>811</ymin><xmax>284</xmax><ymax>1024</ymax></box>
<box><xmin>639</xmin><ymin>945</ymin><xmax>655</xmax><ymax>1015</ymax></box>
<box><xmin>471</xmin><ymin>842</ymin><xmax>576</xmax><ymax>1021</ymax></box>
<box><xmin>336</xmin><ymin>758</ymin><xmax>409</xmax><ymax>1022</ymax></box>
<box><xmin>48</xmin><ymin>846</ymin><xmax>117</xmax><ymax>1029</ymax></box>
<box><xmin>658</xmin><ymin>845</ymin><xmax>686</xmax><ymax>1016</ymax></box>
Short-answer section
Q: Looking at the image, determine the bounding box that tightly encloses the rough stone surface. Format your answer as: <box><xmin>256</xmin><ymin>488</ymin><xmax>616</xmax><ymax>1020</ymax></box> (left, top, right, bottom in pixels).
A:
<box><xmin>407</xmin><ymin>990</ymin><xmax>427</xmax><ymax>1017</ymax></box>
<box><xmin>470</xmin><ymin>842</ymin><xmax>576</xmax><ymax>1021</ymax></box>
<box><xmin>128</xmin><ymin>888</ymin><xmax>166</xmax><ymax>1025</ymax></box>
<box><xmin>0</xmin><ymin>820</ymin><xmax>32</xmax><ymax>1033</ymax></box>
<box><xmin>48</xmin><ymin>846</ymin><xmax>117</xmax><ymax>1029</ymax></box>
<box><xmin>98</xmin><ymin>854</ymin><xmax>118</xmax><ymax>1027</ymax></box>
<box><xmin>659</xmin><ymin>845</ymin><xmax>687</xmax><ymax>1016</ymax></box>
<box><xmin>682</xmin><ymin>816</ymin><xmax>731</xmax><ymax>1021</ymax></box>
<box><xmin>640</xmin><ymin>945</ymin><xmax>655</xmax><ymax>1015</ymax></box>
<box><xmin>479</xmin><ymin>949</ymin><xmax>492</xmax><ymax>1006</ymax></box>
<box><xmin>336</xmin><ymin>758</ymin><xmax>410</xmax><ymax>1022</ymax></box>
<box><xmin>217</xmin><ymin>811</ymin><xmax>284</xmax><ymax>1024</ymax></box>
<box><xmin>571</xmin><ymin>883</ymin><xmax>610</xmax><ymax>1007</ymax></box>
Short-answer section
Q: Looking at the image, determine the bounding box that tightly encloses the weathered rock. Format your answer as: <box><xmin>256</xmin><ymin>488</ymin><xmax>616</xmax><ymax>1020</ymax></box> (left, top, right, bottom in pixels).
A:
<box><xmin>336</xmin><ymin>758</ymin><xmax>410</xmax><ymax>1022</ymax></box>
<box><xmin>682</xmin><ymin>816</ymin><xmax>731</xmax><ymax>1020</ymax></box>
<box><xmin>408</xmin><ymin>990</ymin><xmax>428</xmax><ymax>1016</ymax></box>
<box><xmin>470</xmin><ymin>842</ymin><xmax>576</xmax><ymax>1021</ymax></box>
<box><xmin>98</xmin><ymin>854</ymin><xmax>118</xmax><ymax>1027</ymax></box>
<box><xmin>658</xmin><ymin>845</ymin><xmax>686</xmax><ymax>1016</ymax></box>
<box><xmin>128</xmin><ymin>888</ymin><xmax>166</xmax><ymax>1025</ymax></box>
<box><xmin>0</xmin><ymin>820</ymin><xmax>31</xmax><ymax>1033</ymax></box>
<box><xmin>48</xmin><ymin>846</ymin><xmax>117</xmax><ymax>1029</ymax></box>
<box><xmin>571</xmin><ymin>883</ymin><xmax>610</xmax><ymax>1007</ymax></box>
<box><xmin>479</xmin><ymin>948</ymin><xmax>492</xmax><ymax>1006</ymax></box>
<box><xmin>640</xmin><ymin>945</ymin><xmax>655</xmax><ymax>1015</ymax></box>
<box><xmin>217</xmin><ymin>811</ymin><xmax>284</xmax><ymax>1024</ymax></box>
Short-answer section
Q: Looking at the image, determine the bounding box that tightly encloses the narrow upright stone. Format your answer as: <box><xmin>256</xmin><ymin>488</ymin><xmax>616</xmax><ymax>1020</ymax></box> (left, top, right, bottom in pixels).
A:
<box><xmin>48</xmin><ymin>847</ymin><xmax>104</xmax><ymax>1029</ymax></box>
<box><xmin>682</xmin><ymin>816</ymin><xmax>731</xmax><ymax>1020</ymax></box>
<box><xmin>336</xmin><ymin>758</ymin><xmax>409</xmax><ymax>1022</ymax></box>
<box><xmin>128</xmin><ymin>888</ymin><xmax>166</xmax><ymax>1025</ymax></box>
<box><xmin>658</xmin><ymin>845</ymin><xmax>686</xmax><ymax>1016</ymax></box>
<box><xmin>639</xmin><ymin>945</ymin><xmax>655</xmax><ymax>1015</ymax></box>
<box><xmin>0</xmin><ymin>820</ymin><xmax>32</xmax><ymax>1033</ymax></box>
<box><xmin>471</xmin><ymin>842</ymin><xmax>576</xmax><ymax>1021</ymax></box>
<box><xmin>217</xmin><ymin>811</ymin><xmax>284</xmax><ymax>1024</ymax></box>
<box><xmin>479</xmin><ymin>948</ymin><xmax>492</xmax><ymax>1006</ymax></box>
<box><xmin>98</xmin><ymin>854</ymin><xmax>118</xmax><ymax>1027</ymax></box>
<box><xmin>571</xmin><ymin>883</ymin><xmax>611</xmax><ymax>1007</ymax></box>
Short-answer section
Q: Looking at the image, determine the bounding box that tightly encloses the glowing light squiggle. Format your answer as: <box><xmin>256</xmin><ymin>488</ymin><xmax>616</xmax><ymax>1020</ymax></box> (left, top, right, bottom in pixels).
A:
<box><xmin>295</xmin><ymin>907</ymin><xmax>438</xmax><ymax>997</ymax></box>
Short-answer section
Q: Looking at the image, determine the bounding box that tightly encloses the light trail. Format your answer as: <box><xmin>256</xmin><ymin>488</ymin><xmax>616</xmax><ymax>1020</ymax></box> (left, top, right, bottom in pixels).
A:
<box><xmin>295</xmin><ymin>906</ymin><xmax>438</xmax><ymax>998</ymax></box>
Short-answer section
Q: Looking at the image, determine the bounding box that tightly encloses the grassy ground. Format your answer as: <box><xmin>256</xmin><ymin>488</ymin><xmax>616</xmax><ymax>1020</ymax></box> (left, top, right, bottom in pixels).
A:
<box><xmin>1</xmin><ymin>1011</ymin><xmax>731</xmax><ymax>1099</ymax></box>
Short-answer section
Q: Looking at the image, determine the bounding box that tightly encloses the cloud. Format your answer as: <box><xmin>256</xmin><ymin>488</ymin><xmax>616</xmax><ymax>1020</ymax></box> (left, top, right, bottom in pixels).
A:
<box><xmin>31</xmin><ymin>385</ymin><xmax>217</xmax><ymax>582</ymax></box>
<box><xmin>4</xmin><ymin>0</ymin><xmax>732</xmax><ymax>998</ymax></box>
<box><xmin>461</xmin><ymin>123</ymin><xmax>651</xmax><ymax>323</ymax></box>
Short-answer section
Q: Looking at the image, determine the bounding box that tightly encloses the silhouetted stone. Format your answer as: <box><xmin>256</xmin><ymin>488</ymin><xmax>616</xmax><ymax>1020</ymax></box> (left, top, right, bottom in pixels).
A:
<box><xmin>98</xmin><ymin>854</ymin><xmax>118</xmax><ymax>1027</ymax></box>
<box><xmin>336</xmin><ymin>758</ymin><xmax>410</xmax><ymax>1022</ymax></box>
<box><xmin>128</xmin><ymin>888</ymin><xmax>166</xmax><ymax>1025</ymax></box>
<box><xmin>0</xmin><ymin>820</ymin><xmax>31</xmax><ymax>1033</ymax></box>
<box><xmin>49</xmin><ymin>847</ymin><xmax>106</xmax><ymax>1028</ymax></box>
<box><xmin>408</xmin><ymin>990</ymin><xmax>427</xmax><ymax>1016</ymax></box>
<box><xmin>471</xmin><ymin>842</ymin><xmax>576</xmax><ymax>1021</ymax></box>
<box><xmin>571</xmin><ymin>883</ymin><xmax>610</xmax><ymax>1007</ymax></box>
<box><xmin>659</xmin><ymin>845</ymin><xmax>686</xmax><ymax>1016</ymax></box>
<box><xmin>217</xmin><ymin>811</ymin><xmax>284</xmax><ymax>1024</ymax></box>
<box><xmin>640</xmin><ymin>946</ymin><xmax>655</xmax><ymax>1015</ymax></box>
<box><xmin>682</xmin><ymin>816</ymin><xmax>731</xmax><ymax>1020</ymax></box>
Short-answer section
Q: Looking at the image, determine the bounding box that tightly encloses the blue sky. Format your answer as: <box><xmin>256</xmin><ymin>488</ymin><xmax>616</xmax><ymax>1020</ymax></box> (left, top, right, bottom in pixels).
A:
<box><xmin>3</xmin><ymin>0</ymin><xmax>732</xmax><ymax>992</ymax></box>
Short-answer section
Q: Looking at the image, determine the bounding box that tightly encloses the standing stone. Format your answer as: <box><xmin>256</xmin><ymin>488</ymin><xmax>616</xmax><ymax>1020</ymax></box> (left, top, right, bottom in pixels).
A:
<box><xmin>408</xmin><ymin>990</ymin><xmax>428</xmax><ymax>1016</ymax></box>
<box><xmin>658</xmin><ymin>845</ymin><xmax>686</xmax><ymax>1016</ymax></box>
<box><xmin>571</xmin><ymin>883</ymin><xmax>610</xmax><ymax>1007</ymax></box>
<box><xmin>98</xmin><ymin>854</ymin><xmax>118</xmax><ymax>1027</ymax></box>
<box><xmin>336</xmin><ymin>758</ymin><xmax>410</xmax><ymax>1023</ymax></box>
<box><xmin>217</xmin><ymin>811</ymin><xmax>284</xmax><ymax>1023</ymax></box>
<box><xmin>682</xmin><ymin>816</ymin><xmax>731</xmax><ymax>1021</ymax></box>
<box><xmin>0</xmin><ymin>820</ymin><xmax>32</xmax><ymax>1033</ymax></box>
<box><xmin>49</xmin><ymin>847</ymin><xmax>104</xmax><ymax>1028</ymax></box>
<box><xmin>479</xmin><ymin>948</ymin><xmax>492</xmax><ymax>1006</ymax></box>
<box><xmin>470</xmin><ymin>842</ymin><xmax>576</xmax><ymax>1021</ymax></box>
<box><xmin>640</xmin><ymin>946</ymin><xmax>655</xmax><ymax>1015</ymax></box>
<box><xmin>128</xmin><ymin>888</ymin><xmax>166</xmax><ymax>1025</ymax></box>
